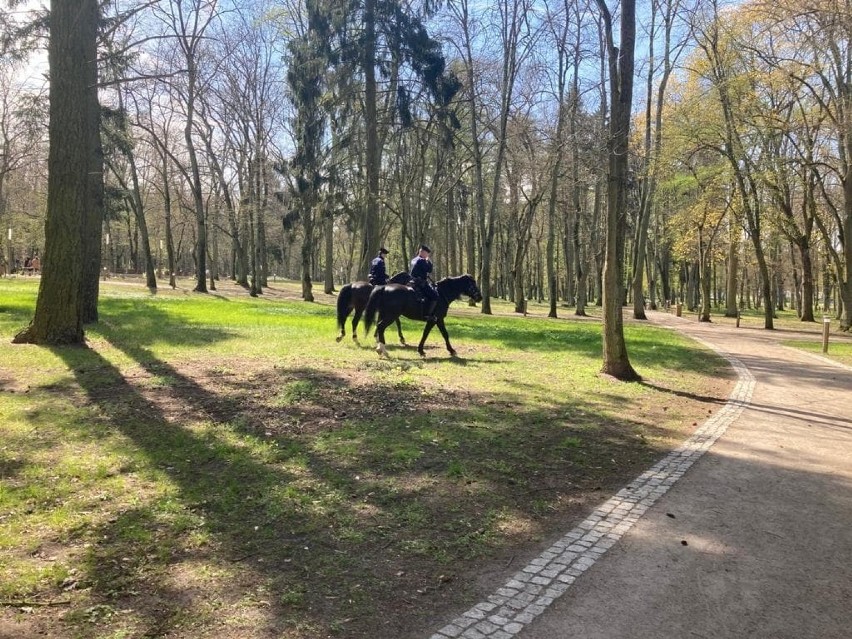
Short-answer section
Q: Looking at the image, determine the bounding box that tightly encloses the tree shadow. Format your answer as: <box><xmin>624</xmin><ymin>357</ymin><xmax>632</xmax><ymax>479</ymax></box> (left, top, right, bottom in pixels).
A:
<box><xmin>505</xmin><ymin>446</ymin><xmax>852</xmax><ymax>639</ymax></box>
<box><xmin>638</xmin><ymin>380</ymin><xmax>731</xmax><ymax>405</ymax></box>
<box><xmin>3</xmin><ymin>299</ymin><xmax>731</xmax><ymax>638</ymax></box>
<box><xmin>445</xmin><ymin>317</ymin><xmax>716</xmax><ymax>373</ymax></box>
<box><xmin>738</xmin><ymin>353</ymin><xmax>852</xmax><ymax>395</ymax></box>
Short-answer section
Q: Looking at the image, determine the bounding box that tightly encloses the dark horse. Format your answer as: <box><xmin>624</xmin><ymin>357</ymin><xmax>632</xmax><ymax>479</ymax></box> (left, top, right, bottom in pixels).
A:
<box><xmin>363</xmin><ymin>274</ymin><xmax>482</xmax><ymax>358</ymax></box>
<box><xmin>336</xmin><ymin>271</ymin><xmax>411</xmax><ymax>344</ymax></box>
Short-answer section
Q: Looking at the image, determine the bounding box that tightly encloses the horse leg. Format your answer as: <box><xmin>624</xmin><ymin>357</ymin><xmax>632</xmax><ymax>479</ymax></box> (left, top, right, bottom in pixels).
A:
<box><xmin>337</xmin><ymin>309</ymin><xmax>350</xmax><ymax>342</ymax></box>
<box><xmin>351</xmin><ymin>309</ymin><xmax>363</xmax><ymax>343</ymax></box>
<box><xmin>436</xmin><ymin>318</ymin><xmax>456</xmax><ymax>357</ymax></box>
<box><xmin>395</xmin><ymin>318</ymin><xmax>406</xmax><ymax>346</ymax></box>
<box><xmin>417</xmin><ymin>320</ymin><xmax>437</xmax><ymax>358</ymax></box>
<box><xmin>375</xmin><ymin>318</ymin><xmax>392</xmax><ymax>358</ymax></box>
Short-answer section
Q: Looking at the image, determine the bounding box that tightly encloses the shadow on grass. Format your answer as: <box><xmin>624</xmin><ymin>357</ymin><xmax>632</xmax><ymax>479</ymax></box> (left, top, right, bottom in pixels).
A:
<box><xmin>444</xmin><ymin>316</ymin><xmax>718</xmax><ymax>374</ymax></box>
<box><xmin>638</xmin><ymin>380</ymin><xmax>731</xmax><ymax>405</ymax></box>
<box><xmin>7</xmin><ymin>300</ymin><xmax>726</xmax><ymax>638</ymax></box>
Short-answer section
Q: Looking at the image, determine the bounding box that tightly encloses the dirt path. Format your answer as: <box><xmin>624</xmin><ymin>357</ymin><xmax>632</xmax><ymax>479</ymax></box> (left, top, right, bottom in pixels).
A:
<box><xmin>425</xmin><ymin>311</ymin><xmax>852</xmax><ymax>639</ymax></box>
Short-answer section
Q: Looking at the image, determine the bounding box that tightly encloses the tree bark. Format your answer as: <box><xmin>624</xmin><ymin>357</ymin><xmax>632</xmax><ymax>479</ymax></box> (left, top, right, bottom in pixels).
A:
<box><xmin>80</xmin><ymin>2</ymin><xmax>104</xmax><ymax>323</ymax></box>
<box><xmin>15</xmin><ymin>0</ymin><xmax>99</xmax><ymax>344</ymax></box>
<box><xmin>724</xmin><ymin>229</ymin><xmax>739</xmax><ymax>316</ymax></box>
<box><xmin>596</xmin><ymin>0</ymin><xmax>640</xmax><ymax>381</ymax></box>
<box><xmin>357</xmin><ymin>0</ymin><xmax>381</xmax><ymax>279</ymax></box>
<box><xmin>324</xmin><ymin>213</ymin><xmax>335</xmax><ymax>293</ymax></box>
<box><xmin>185</xmin><ymin>54</ymin><xmax>208</xmax><ymax>293</ymax></box>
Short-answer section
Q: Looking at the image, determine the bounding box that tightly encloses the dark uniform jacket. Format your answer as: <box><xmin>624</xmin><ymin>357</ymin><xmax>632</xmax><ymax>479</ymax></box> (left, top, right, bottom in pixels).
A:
<box><xmin>369</xmin><ymin>254</ymin><xmax>388</xmax><ymax>285</ymax></box>
<box><xmin>409</xmin><ymin>256</ymin><xmax>438</xmax><ymax>300</ymax></box>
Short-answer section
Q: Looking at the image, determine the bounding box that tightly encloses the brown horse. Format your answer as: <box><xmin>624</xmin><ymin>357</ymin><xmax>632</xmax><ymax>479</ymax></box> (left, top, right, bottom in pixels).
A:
<box><xmin>336</xmin><ymin>271</ymin><xmax>411</xmax><ymax>344</ymax></box>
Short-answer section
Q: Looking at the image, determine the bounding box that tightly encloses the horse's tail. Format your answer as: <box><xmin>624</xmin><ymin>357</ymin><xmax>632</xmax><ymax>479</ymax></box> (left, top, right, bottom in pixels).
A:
<box><xmin>363</xmin><ymin>287</ymin><xmax>382</xmax><ymax>336</ymax></box>
<box><xmin>337</xmin><ymin>284</ymin><xmax>353</xmax><ymax>331</ymax></box>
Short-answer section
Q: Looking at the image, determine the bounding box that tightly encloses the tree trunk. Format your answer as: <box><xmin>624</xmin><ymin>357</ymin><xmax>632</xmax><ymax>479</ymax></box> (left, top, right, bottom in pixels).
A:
<box><xmin>597</xmin><ymin>0</ymin><xmax>640</xmax><ymax>381</ymax></box>
<box><xmin>210</xmin><ymin>203</ymin><xmax>220</xmax><ymax>284</ymax></box>
<box><xmin>80</xmin><ymin>12</ymin><xmax>104</xmax><ymax>324</ymax></box>
<box><xmin>184</xmin><ymin>57</ymin><xmax>207</xmax><ymax>293</ymax></box>
<box><xmin>324</xmin><ymin>213</ymin><xmax>335</xmax><ymax>293</ymax></box>
<box><xmin>698</xmin><ymin>227</ymin><xmax>712</xmax><ymax>322</ymax></box>
<box><xmin>841</xmin><ymin>179</ymin><xmax>852</xmax><ymax>330</ymax></box>
<box><xmin>128</xmin><ymin>157</ymin><xmax>157</xmax><ymax>290</ymax></box>
<box><xmin>15</xmin><ymin>0</ymin><xmax>99</xmax><ymax>344</ymax></box>
<box><xmin>357</xmin><ymin>0</ymin><xmax>381</xmax><ymax>279</ymax></box>
<box><xmin>162</xmin><ymin>156</ymin><xmax>177</xmax><ymax>289</ymax></box>
<box><xmin>724</xmin><ymin>231</ymin><xmax>739</xmax><ymax>316</ymax></box>
<box><xmin>301</xmin><ymin>204</ymin><xmax>315</xmax><ymax>302</ymax></box>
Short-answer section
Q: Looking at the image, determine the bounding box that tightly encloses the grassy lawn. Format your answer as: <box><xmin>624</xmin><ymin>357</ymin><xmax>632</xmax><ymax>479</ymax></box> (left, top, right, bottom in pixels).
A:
<box><xmin>1</xmin><ymin>277</ymin><xmax>734</xmax><ymax>639</ymax></box>
<box><xmin>662</xmin><ymin>303</ymin><xmax>852</xmax><ymax>367</ymax></box>
<box><xmin>781</xmin><ymin>338</ymin><xmax>852</xmax><ymax>367</ymax></box>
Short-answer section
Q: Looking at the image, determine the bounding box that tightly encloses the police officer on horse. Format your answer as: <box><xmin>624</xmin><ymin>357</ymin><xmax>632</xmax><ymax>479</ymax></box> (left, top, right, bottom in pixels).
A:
<box><xmin>368</xmin><ymin>246</ymin><xmax>390</xmax><ymax>285</ymax></box>
<box><xmin>410</xmin><ymin>244</ymin><xmax>439</xmax><ymax>323</ymax></box>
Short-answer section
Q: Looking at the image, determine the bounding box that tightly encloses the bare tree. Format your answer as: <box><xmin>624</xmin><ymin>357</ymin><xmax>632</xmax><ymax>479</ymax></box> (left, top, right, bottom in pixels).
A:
<box><xmin>153</xmin><ymin>0</ymin><xmax>219</xmax><ymax>293</ymax></box>
<box><xmin>595</xmin><ymin>0</ymin><xmax>640</xmax><ymax>380</ymax></box>
<box><xmin>632</xmin><ymin>0</ymin><xmax>690</xmax><ymax>319</ymax></box>
<box><xmin>0</xmin><ymin>65</ymin><xmax>45</xmax><ymax>271</ymax></box>
<box><xmin>447</xmin><ymin>0</ymin><xmax>539</xmax><ymax>314</ymax></box>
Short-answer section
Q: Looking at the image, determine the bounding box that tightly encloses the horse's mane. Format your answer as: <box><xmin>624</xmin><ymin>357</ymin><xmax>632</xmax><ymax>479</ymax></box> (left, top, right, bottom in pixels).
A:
<box><xmin>437</xmin><ymin>274</ymin><xmax>473</xmax><ymax>284</ymax></box>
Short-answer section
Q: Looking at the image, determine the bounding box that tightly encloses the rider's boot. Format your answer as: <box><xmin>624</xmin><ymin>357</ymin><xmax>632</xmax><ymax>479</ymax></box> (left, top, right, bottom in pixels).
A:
<box><xmin>424</xmin><ymin>299</ymin><xmax>438</xmax><ymax>323</ymax></box>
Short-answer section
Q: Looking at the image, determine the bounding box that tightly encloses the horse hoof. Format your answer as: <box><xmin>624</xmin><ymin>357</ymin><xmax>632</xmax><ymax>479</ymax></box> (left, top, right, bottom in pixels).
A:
<box><xmin>449</xmin><ymin>350</ymin><xmax>458</xmax><ymax>357</ymax></box>
<box><xmin>336</xmin><ymin>335</ymin><xmax>344</xmax><ymax>343</ymax></box>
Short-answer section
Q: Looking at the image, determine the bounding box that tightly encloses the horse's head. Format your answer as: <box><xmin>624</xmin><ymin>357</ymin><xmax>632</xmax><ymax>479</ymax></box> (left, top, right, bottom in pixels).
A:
<box><xmin>437</xmin><ymin>274</ymin><xmax>483</xmax><ymax>303</ymax></box>
<box><xmin>462</xmin><ymin>275</ymin><xmax>482</xmax><ymax>303</ymax></box>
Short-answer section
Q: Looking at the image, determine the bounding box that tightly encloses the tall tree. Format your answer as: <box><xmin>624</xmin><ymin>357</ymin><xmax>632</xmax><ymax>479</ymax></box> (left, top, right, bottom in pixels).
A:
<box><xmin>14</xmin><ymin>0</ymin><xmax>100</xmax><ymax>344</ymax></box>
<box><xmin>692</xmin><ymin>1</ymin><xmax>775</xmax><ymax>329</ymax></box>
<box><xmin>631</xmin><ymin>0</ymin><xmax>687</xmax><ymax>319</ymax></box>
<box><xmin>287</xmin><ymin>0</ymin><xmax>327</xmax><ymax>302</ymax></box>
<box><xmin>760</xmin><ymin>0</ymin><xmax>852</xmax><ymax>329</ymax></box>
<box><xmin>447</xmin><ymin>0</ymin><xmax>536</xmax><ymax>313</ymax></box>
<box><xmin>154</xmin><ymin>0</ymin><xmax>219</xmax><ymax>293</ymax></box>
<box><xmin>595</xmin><ymin>0</ymin><xmax>640</xmax><ymax>380</ymax></box>
<box><xmin>0</xmin><ymin>65</ymin><xmax>45</xmax><ymax>273</ymax></box>
<box><xmin>542</xmin><ymin>0</ymin><xmax>573</xmax><ymax>319</ymax></box>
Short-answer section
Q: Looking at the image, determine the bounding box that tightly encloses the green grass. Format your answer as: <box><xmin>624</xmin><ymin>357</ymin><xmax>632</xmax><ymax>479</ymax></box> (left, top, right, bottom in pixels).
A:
<box><xmin>0</xmin><ymin>277</ymin><xmax>733</xmax><ymax>638</ymax></box>
<box><xmin>664</xmin><ymin>302</ymin><xmax>852</xmax><ymax>367</ymax></box>
<box><xmin>782</xmin><ymin>338</ymin><xmax>852</xmax><ymax>367</ymax></box>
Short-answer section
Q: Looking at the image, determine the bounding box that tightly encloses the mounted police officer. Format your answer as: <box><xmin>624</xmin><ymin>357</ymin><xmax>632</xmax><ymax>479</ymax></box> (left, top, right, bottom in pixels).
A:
<box><xmin>368</xmin><ymin>247</ymin><xmax>390</xmax><ymax>285</ymax></box>
<box><xmin>410</xmin><ymin>244</ymin><xmax>438</xmax><ymax>323</ymax></box>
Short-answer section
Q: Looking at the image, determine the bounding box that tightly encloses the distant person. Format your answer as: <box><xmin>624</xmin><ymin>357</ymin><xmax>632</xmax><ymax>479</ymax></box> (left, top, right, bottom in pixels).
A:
<box><xmin>368</xmin><ymin>247</ymin><xmax>390</xmax><ymax>285</ymax></box>
<box><xmin>409</xmin><ymin>244</ymin><xmax>438</xmax><ymax>323</ymax></box>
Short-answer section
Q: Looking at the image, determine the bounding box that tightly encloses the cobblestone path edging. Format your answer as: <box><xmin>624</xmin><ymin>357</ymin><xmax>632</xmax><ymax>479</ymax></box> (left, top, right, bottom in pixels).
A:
<box><xmin>427</xmin><ymin>338</ymin><xmax>755</xmax><ymax>639</ymax></box>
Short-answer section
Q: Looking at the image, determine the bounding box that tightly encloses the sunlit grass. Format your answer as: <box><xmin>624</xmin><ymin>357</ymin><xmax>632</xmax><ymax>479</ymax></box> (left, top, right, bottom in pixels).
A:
<box><xmin>0</xmin><ymin>276</ymin><xmax>734</xmax><ymax>638</ymax></box>
<box><xmin>782</xmin><ymin>338</ymin><xmax>852</xmax><ymax>367</ymax></box>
